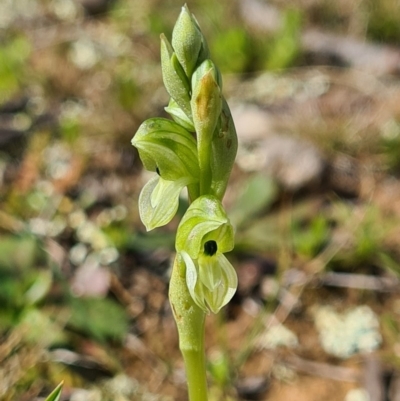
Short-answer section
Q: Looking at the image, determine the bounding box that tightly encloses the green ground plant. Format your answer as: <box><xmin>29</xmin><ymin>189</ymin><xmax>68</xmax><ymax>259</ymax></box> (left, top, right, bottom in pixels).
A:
<box><xmin>44</xmin><ymin>382</ymin><xmax>63</xmax><ymax>401</ymax></box>
<box><xmin>131</xmin><ymin>5</ymin><xmax>238</xmax><ymax>401</ymax></box>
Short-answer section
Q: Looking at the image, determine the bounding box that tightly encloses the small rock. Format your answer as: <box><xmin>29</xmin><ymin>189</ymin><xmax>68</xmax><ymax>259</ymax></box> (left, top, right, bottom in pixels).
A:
<box><xmin>344</xmin><ymin>388</ymin><xmax>370</xmax><ymax>401</ymax></box>
<box><xmin>236</xmin><ymin>376</ymin><xmax>270</xmax><ymax>400</ymax></box>
<box><xmin>232</xmin><ymin>103</ymin><xmax>274</xmax><ymax>143</ymax></box>
<box><xmin>232</xmin><ymin>104</ymin><xmax>325</xmax><ymax>190</ymax></box>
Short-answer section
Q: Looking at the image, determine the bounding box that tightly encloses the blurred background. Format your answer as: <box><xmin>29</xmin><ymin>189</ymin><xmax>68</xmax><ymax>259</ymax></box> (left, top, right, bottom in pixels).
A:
<box><xmin>1</xmin><ymin>0</ymin><xmax>400</xmax><ymax>400</ymax></box>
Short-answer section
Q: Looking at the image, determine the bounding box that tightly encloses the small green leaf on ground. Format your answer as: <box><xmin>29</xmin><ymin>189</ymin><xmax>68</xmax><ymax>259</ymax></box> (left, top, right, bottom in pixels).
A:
<box><xmin>44</xmin><ymin>381</ymin><xmax>63</xmax><ymax>401</ymax></box>
<box><xmin>69</xmin><ymin>297</ymin><xmax>128</xmax><ymax>342</ymax></box>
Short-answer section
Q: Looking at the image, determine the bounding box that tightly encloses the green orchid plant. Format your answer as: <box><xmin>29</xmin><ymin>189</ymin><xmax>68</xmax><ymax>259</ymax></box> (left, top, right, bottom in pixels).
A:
<box><xmin>132</xmin><ymin>5</ymin><xmax>238</xmax><ymax>401</ymax></box>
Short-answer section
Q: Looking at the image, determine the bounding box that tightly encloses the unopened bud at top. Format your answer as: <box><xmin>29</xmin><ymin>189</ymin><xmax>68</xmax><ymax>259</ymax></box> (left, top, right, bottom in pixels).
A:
<box><xmin>172</xmin><ymin>4</ymin><xmax>204</xmax><ymax>78</ymax></box>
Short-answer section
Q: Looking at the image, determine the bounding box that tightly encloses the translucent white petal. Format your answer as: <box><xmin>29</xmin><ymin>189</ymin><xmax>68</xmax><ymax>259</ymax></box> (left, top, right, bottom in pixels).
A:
<box><xmin>198</xmin><ymin>255</ymin><xmax>222</xmax><ymax>292</ymax></box>
<box><xmin>204</xmin><ymin>254</ymin><xmax>237</xmax><ymax>313</ymax></box>
<box><xmin>139</xmin><ymin>176</ymin><xmax>189</xmax><ymax>231</ymax></box>
<box><xmin>217</xmin><ymin>253</ymin><xmax>238</xmax><ymax>305</ymax></box>
<box><xmin>181</xmin><ymin>251</ymin><xmax>207</xmax><ymax>312</ymax></box>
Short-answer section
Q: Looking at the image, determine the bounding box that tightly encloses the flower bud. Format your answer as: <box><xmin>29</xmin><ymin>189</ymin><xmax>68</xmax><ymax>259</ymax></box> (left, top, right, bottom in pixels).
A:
<box><xmin>191</xmin><ymin>60</ymin><xmax>222</xmax><ymax>143</ymax></box>
<box><xmin>191</xmin><ymin>60</ymin><xmax>223</xmax><ymax>193</ymax></box>
<box><xmin>161</xmin><ymin>34</ymin><xmax>192</xmax><ymax>118</ymax></box>
<box><xmin>172</xmin><ymin>4</ymin><xmax>203</xmax><ymax>77</ymax></box>
<box><xmin>192</xmin><ymin>14</ymin><xmax>210</xmax><ymax>66</ymax></box>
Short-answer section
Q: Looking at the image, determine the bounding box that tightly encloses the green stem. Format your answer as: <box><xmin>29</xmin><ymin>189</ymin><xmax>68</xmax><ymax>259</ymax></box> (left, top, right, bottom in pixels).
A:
<box><xmin>187</xmin><ymin>182</ymin><xmax>200</xmax><ymax>203</ymax></box>
<box><xmin>198</xmin><ymin>140</ymin><xmax>212</xmax><ymax>195</ymax></box>
<box><xmin>169</xmin><ymin>255</ymin><xmax>208</xmax><ymax>401</ymax></box>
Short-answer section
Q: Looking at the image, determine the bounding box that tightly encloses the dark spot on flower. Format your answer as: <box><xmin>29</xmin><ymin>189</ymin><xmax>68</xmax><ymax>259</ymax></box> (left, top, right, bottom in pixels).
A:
<box><xmin>156</xmin><ymin>167</ymin><xmax>160</xmax><ymax>176</ymax></box>
<box><xmin>204</xmin><ymin>240</ymin><xmax>217</xmax><ymax>256</ymax></box>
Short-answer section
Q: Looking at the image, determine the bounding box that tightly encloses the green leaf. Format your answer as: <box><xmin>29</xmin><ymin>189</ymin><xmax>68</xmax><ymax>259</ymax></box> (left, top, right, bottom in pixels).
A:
<box><xmin>24</xmin><ymin>269</ymin><xmax>53</xmax><ymax>305</ymax></box>
<box><xmin>68</xmin><ymin>297</ymin><xmax>128</xmax><ymax>342</ymax></box>
<box><xmin>44</xmin><ymin>382</ymin><xmax>63</xmax><ymax>401</ymax></box>
<box><xmin>18</xmin><ymin>309</ymin><xmax>66</xmax><ymax>346</ymax></box>
<box><xmin>0</xmin><ymin>235</ymin><xmax>39</xmax><ymax>272</ymax></box>
<box><xmin>211</xmin><ymin>28</ymin><xmax>249</xmax><ymax>73</ymax></box>
<box><xmin>292</xmin><ymin>215</ymin><xmax>330</xmax><ymax>257</ymax></box>
<box><xmin>229</xmin><ymin>174</ymin><xmax>278</xmax><ymax>227</ymax></box>
<box><xmin>266</xmin><ymin>8</ymin><xmax>302</xmax><ymax>70</ymax></box>
<box><xmin>0</xmin><ymin>35</ymin><xmax>31</xmax><ymax>103</ymax></box>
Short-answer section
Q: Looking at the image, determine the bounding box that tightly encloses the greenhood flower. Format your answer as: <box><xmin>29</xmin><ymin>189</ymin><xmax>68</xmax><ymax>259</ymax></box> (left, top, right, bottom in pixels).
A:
<box><xmin>132</xmin><ymin>118</ymin><xmax>200</xmax><ymax>230</ymax></box>
<box><xmin>176</xmin><ymin>195</ymin><xmax>237</xmax><ymax>314</ymax></box>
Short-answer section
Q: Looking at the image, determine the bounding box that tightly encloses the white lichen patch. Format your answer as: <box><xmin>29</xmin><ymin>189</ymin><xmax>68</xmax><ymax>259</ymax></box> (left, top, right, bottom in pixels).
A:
<box><xmin>258</xmin><ymin>323</ymin><xmax>299</xmax><ymax>350</ymax></box>
<box><xmin>312</xmin><ymin>305</ymin><xmax>381</xmax><ymax>358</ymax></box>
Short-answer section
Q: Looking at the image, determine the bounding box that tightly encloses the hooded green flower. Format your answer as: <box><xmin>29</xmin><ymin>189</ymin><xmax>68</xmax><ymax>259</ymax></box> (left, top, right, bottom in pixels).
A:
<box><xmin>176</xmin><ymin>195</ymin><xmax>237</xmax><ymax>313</ymax></box>
<box><xmin>132</xmin><ymin>118</ymin><xmax>200</xmax><ymax>231</ymax></box>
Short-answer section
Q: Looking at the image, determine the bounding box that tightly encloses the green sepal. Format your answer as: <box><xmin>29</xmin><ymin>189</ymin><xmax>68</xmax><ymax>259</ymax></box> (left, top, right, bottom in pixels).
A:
<box><xmin>165</xmin><ymin>98</ymin><xmax>195</xmax><ymax>132</ymax></box>
<box><xmin>192</xmin><ymin>14</ymin><xmax>210</xmax><ymax>68</ymax></box>
<box><xmin>210</xmin><ymin>99</ymin><xmax>238</xmax><ymax>199</ymax></box>
<box><xmin>160</xmin><ymin>34</ymin><xmax>192</xmax><ymax>118</ymax></box>
<box><xmin>139</xmin><ymin>175</ymin><xmax>192</xmax><ymax>231</ymax></box>
<box><xmin>176</xmin><ymin>195</ymin><xmax>234</xmax><ymax>259</ymax></box>
<box><xmin>172</xmin><ymin>4</ymin><xmax>203</xmax><ymax>77</ymax></box>
<box><xmin>131</xmin><ymin>117</ymin><xmax>199</xmax><ymax>181</ymax></box>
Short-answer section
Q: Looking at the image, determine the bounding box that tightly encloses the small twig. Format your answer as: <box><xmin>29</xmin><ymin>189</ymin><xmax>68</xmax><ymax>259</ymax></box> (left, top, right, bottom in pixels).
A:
<box><xmin>284</xmin><ymin>355</ymin><xmax>360</xmax><ymax>382</ymax></box>
<box><xmin>319</xmin><ymin>272</ymin><xmax>400</xmax><ymax>292</ymax></box>
<box><xmin>363</xmin><ymin>355</ymin><xmax>385</xmax><ymax>401</ymax></box>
